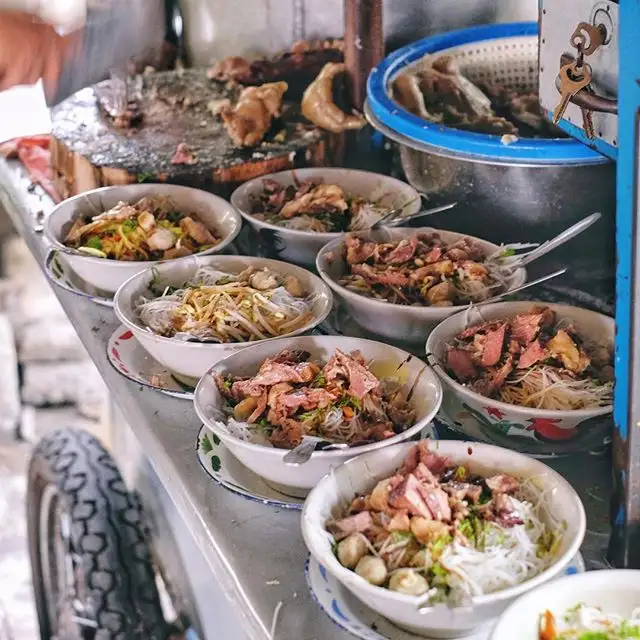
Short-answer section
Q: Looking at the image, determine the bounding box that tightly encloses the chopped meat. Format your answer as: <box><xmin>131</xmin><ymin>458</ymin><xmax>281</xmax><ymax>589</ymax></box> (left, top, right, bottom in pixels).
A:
<box><xmin>269</xmin><ymin>417</ymin><xmax>304</xmax><ymax>448</ymax></box>
<box><xmin>399</xmin><ymin>445</ymin><xmax>420</xmax><ymax>476</ymax></box>
<box><xmin>277</xmin><ymin>387</ymin><xmax>336</xmax><ymax>413</ymax></box>
<box><xmin>481</xmin><ymin>323</ymin><xmax>507</xmax><ymax>367</ymax></box>
<box><xmin>327</xmin><ymin>511</ymin><xmax>373</xmax><ymax>539</ymax></box>
<box><xmin>442</xmin><ymin>482</ymin><xmax>483</xmax><ymax>504</ymax></box>
<box><xmin>279</xmin><ymin>184</ymin><xmax>348</xmax><ymax>219</ymax></box>
<box><xmin>179</xmin><ymin>216</ymin><xmax>217</xmax><ymax>245</ymax></box>
<box><xmin>418</xmin><ymin>442</ymin><xmax>451</xmax><ymax>475</ymax></box>
<box><xmin>269</xmin><ymin>349</ymin><xmax>310</xmax><ymax>365</ymax></box>
<box><xmin>384</xmin><ymin>236</ymin><xmax>419</xmax><ymax>265</ymax></box>
<box><xmin>345</xmin><ymin>236</ymin><xmax>377</xmax><ymax>264</ymax></box>
<box><xmin>416</xmin><ymin>485</ymin><xmax>452</xmax><ymax>521</ymax></box>
<box><xmin>510</xmin><ymin>307</ymin><xmax>554</xmax><ymax>345</ymax></box>
<box><xmin>485</xmin><ymin>474</ymin><xmax>520</xmax><ymax>495</ymax></box>
<box><xmin>302</xmin><ymin>62</ymin><xmax>366</xmax><ymax>133</ymax></box>
<box><xmin>546</xmin><ymin>329</ymin><xmax>591</xmax><ymax>374</ymax></box>
<box><xmin>389</xmin><ymin>474</ymin><xmax>432</xmax><ymax>519</ymax></box>
<box><xmin>414</xmin><ymin>462</ymin><xmax>437</xmax><ymax>485</ymax></box>
<box><xmin>231</xmin><ymin>359</ymin><xmax>317</xmax><ymax>397</ymax></box>
<box><xmin>323</xmin><ymin>349</ymin><xmax>380</xmax><ymax>399</ymax></box>
<box><xmin>517</xmin><ymin>340</ymin><xmax>547</xmax><ymax>369</ymax></box>
<box><xmin>171</xmin><ymin>142</ymin><xmax>198</xmax><ymax>165</ymax></box>
<box><xmin>447</xmin><ymin>349</ymin><xmax>477</xmax><ymax>382</ymax></box>
<box><xmin>221</xmin><ymin>81</ymin><xmax>288</xmax><ymax>147</ymax></box>
<box><xmin>424</xmin><ymin>246</ymin><xmax>443</xmax><ymax>263</ymax></box>
<box><xmin>248</xmin><ymin>391</ymin><xmax>268</xmax><ymax>423</ymax></box>
<box><xmin>349</xmin><ymin>496</ymin><xmax>368</xmax><ymax>513</ymax></box>
<box><xmin>351</xmin><ymin>263</ymin><xmax>410</xmax><ymax>288</ymax></box>
<box><xmin>474</xmin><ymin>356</ymin><xmax>513</xmax><ymax>396</ymax></box>
<box><xmin>213</xmin><ymin>373</ymin><xmax>234</xmax><ymax>399</ymax></box>
<box><xmin>458</xmin><ymin>321</ymin><xmax>504</xmax><ymax>340</ymax></box>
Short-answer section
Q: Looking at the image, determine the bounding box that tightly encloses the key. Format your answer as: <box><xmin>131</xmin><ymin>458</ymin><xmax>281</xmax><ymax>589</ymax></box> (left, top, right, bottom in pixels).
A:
<box><xmin>571</xmin><ymin>22</ymin><xmax>603</xmax><ymax>56</ymax></box>
<box><xmin>553</xmin><ymin>62</ymin><xmax>592</xmax><ymax>124</ymax></box>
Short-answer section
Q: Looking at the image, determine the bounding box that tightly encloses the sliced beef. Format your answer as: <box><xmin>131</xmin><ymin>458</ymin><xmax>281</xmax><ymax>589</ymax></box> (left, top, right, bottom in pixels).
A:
<box><xmin>414</xmin><ymin>462</ymin><xmax>437</xmax><ymax>485</ymax></box>
<box><xmin>323</xmin><ymin>349</ymin><xmax>379</xmax><ymax>399</ymax></box>
<box><xmin>416</xmin><ymin>485</ymin><xmax>452</xmax><ymax>521</ymax></box>
<box><xmin>384</xmin><ymin>236</ymin><xmax>419</xmax><ymax>265</ymax></box>
<box><xmin>278</xmin><ymin>387</ymin><xmax>336</xmax><ymax>413</ymax></box>
<box><xmin>458</xmin><ymin>320</ymin><xmax>503</xmax><ymax>340</ymax></box>
<box><xmin>481</xmin><ymin>323</ymin><xmax>507</xmax><ymax>367</ymax></box>
<box><xmin>345</xmin><ymin>235</ymin><xmax>377</xmax><ymax>264</ymax></box>
<box><xmin>232</xmin><ymin>359</ymin><xmax>318</xmax><ymax>396</ymax></box>
<box><xmin>424</xmin><ymin>246</ymin><xmax>442</xmax><ymax>263</ymax></box>
<box><xmin>388</xmin><ymin>474</ymin><xmax>432</xmax><ymax>519</ymax></box>
<box><xmin>517</xmin><ymin>340</ymin><xmax>547</xmax><ymax>369</ymax></box>
<box><xmin>510</xmin><ymin>307</ymin><xmax>554</xmax><ymax>345</ymax></box>
<box><xmin>447</xmin><ymin>348</ymin><xmax>477</xmax><ymax>382</ymax></box>
<box><xmin>327</xmin><ymin>511</ymin><xmax>373</xmax><ymax>540</ymax></box>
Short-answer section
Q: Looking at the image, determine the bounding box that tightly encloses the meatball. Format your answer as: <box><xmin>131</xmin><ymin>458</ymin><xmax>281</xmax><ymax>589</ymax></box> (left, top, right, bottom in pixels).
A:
<box><xmin>337</xmin><ymin>534</ymin><xmax>368</xmax><ymax>569</ymax></box>
<box><xmin>355</xmin><ymin>556</ymin><xmax>387</xmax><ymax>586</ymax></box>
<box><xmin>388</xmin><ymin>569</ymin><xmax>429</xmax><ymax>596</ymax></box>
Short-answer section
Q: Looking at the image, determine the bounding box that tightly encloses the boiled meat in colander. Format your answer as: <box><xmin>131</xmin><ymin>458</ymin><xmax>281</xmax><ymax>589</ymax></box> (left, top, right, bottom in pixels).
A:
<box><xmin>392</xmin><ymin>54</ymin><xmax>564</xmax><ymax>138</ymax></box>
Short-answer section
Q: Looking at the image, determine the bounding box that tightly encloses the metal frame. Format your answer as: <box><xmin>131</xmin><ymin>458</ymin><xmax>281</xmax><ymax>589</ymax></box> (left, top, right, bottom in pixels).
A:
<box><xmin>610</xmin><ymin>0</ymin><xmax>640</xmax><ymax>567</ymax></box>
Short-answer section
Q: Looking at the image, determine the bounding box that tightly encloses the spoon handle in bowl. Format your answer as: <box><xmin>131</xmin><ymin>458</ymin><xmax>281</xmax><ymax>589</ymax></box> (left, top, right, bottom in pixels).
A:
<box><xmin>283</xmin><ymin>437</ymin><xmax>320</xmax><ymax>466</ymax></box>
<box><xmin>474</xmin><ymin>268</ymin><xmax>568</xmax><ymax>307</ymax></box>
<box><xmin>509</xmin><ymin>212</ymin><xmax>601</xmax><ymax>269</ymax></box>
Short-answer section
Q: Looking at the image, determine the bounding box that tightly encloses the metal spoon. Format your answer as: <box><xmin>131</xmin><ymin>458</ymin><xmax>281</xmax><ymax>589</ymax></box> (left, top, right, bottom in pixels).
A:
<box><xmin>503</xmin><ymin>212</ymin><xmax>602</xmax><ymax>271</ymax></box>
<box><xmin>370</xmin><ymin>202</ymin><xmax>457</xmax><ymax>230</ymax></box>
<box><xmin>471</xmin><ymin>268</ymin><xmax>568</xmax><ymax>308</ymax></box>
<box><xmin>283</xmin><ymin>436</ymin><xmax>349</xmax><ymax>466</ymax></box>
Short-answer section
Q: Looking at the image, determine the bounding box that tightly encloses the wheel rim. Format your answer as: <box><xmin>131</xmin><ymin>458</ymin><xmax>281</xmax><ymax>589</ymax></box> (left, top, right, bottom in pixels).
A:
<box><xmin>39</xmin><ymin>485</ymin><xmax>98</xmax><ymax>639</ymax></box>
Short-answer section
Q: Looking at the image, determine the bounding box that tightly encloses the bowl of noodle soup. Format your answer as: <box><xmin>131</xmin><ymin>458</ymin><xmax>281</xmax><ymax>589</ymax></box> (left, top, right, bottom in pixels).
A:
<box><xmin>114</xmin><ymin>255</ymin><xmax>333</xmax><ymax>379</ymax></box>
<box><xmin>426</xmin><ymin>302</ymin><xmax>614</xmax><ymax>456</ymax></box>
<box><xmin>301</xmin><ymin>440</ymin><xmax>586</xmax><ymax>638</ymax></box>
<box><xmin>44</xmin><ymin>184</ymin><xmax>242</xmax><ymax>294</ymax></box>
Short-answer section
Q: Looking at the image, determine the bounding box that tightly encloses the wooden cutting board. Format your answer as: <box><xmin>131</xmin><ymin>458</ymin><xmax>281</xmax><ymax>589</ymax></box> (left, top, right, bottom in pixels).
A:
<box><xmin>50</xmin><ymin>69</ymin><xmax>337</xmax><ymax>199</ymax></box>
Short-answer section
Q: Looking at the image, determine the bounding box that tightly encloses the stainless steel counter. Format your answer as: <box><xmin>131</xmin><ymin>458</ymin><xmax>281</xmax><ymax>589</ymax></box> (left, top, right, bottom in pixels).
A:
<box><xmin>0</xmin><ymin>158</ymin><xmax>615</xmax><ymax>640</ymax></box>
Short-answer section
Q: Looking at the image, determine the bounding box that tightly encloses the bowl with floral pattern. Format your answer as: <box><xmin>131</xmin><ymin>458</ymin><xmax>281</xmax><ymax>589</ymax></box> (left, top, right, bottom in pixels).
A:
<box><xmin>426</xmin><ymin>301</ymin><xmax>613</xmax><ymax>456</ymax></box>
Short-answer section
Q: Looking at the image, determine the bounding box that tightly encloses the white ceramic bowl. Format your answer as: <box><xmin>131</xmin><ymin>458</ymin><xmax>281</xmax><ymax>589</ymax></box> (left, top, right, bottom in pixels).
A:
<box><xmin>316</xmin><ymin>227</ymin><xmax>527</xmax><ymax>344</ymax></box>
<box><xmin>302</xmin><ymin>440</ymin><xmax>586</xmax><ymax>638</ymax></box>
<box><xmin>230</xmin><ymin>168</ymin><xmax>421</xmax><ymax>267</ymax></box>
<box><xmin>114</xmin><ymin>255</ymin><xmax>333</xmax><ymax>379</ymax></box>
<box><xmin>44</xmin><ymin>183</ymin><xmax>243</xmax><ymax>294</ymax></box>
<box><xmin>194</xmin><ymin>335</ymin><xmax>443</xmax><ymax>496</ymax></box>
<box><xmin>426</xmin><ymin>301</ymin><xmax>614</xmax><ymax>456</ymax></box>
<box><xmin>490</xmin><ymin>570</ymin><xmax>640</xmax><ymax>640</ymax></box>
